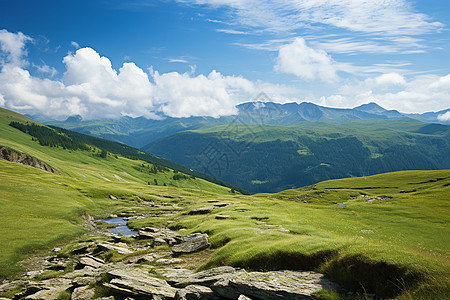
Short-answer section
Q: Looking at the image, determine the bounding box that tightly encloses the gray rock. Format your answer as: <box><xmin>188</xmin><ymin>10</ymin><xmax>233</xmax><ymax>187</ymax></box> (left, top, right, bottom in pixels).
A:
<box><xmin>23</xmin><ymin>278</ymin><xmax>72</xmax><ymax>300</ymax></box>
<box><xmin>188</xmin><ymin>206</ymin><xmax>216</xmax><ymax>215</ymax></box>
<box><xmin>175</xmin><ymin>284</ymin><xmax>216</xmax><ymax>300</ymax></box>
<box><xmin>105</xmin><ymin>267</ymin><xmax>177</xmax><ymax>299</ymax></box>
<box><xmin>154</xmin><ymin>237</ymin><xmax>168</xmax><ymax>246</ymax></box>
<box><xmin>71</xmin><ymin>285</ymin><xmax>96</xmax><ymax>300</ymax></box>
<box><xmin>96</xmin><ymin>242</ymin><xmax>133</xmax><ymax>254</ymax></box>
<box><xmin>238</xmin><ymin>295</ymin><xmax>252</xmax><ymax>300</ymax></box>
<box><xmin>77</xmin><ymin>255</ymin><xmax>105</xmax><ymax>269</ymax></box>
<box><xmin>138</xmin><ymin>230</ymin><xmax>158</xmax><ymax>239</ymax></box>
<box><xmin>215</xmin><ymin>215</ymin><xmax>231</xmax><ymax>220</ymax></box>
<box><xmin>155</xmin><ymin>258</ymin><xmax>183</xmax><ymax>265</ymax></box>
<box><xmin>72</xmin><ymin>276</ymin><xmax>96</xmax><ymax>287</ymax></box>
<box><xmin>172</xmin><ymin>234</ymin><xmax>210</xmax><ymax>255</ymax></box>
<box><xmin>211</xmin><ymin>270</ymin><xmax>340</xmax><ymax>300</ymax></box>
<box><xmin>163</xmin><ymin>266</ymin><xmax>238</xmax><ymax>288</ymax></box>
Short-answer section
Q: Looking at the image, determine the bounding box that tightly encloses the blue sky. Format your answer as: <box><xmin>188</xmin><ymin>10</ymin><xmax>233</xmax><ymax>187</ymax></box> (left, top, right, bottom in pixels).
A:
<box><xmin>0</xmin><ymin>0</ymin><xmax>449</xmax><ymax>120</ymax></box>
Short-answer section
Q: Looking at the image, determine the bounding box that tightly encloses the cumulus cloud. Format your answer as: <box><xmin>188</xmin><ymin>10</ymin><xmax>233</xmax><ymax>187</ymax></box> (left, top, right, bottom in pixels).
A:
<box><xmin>152</xmin><ymin>70</ymin><xmax>255</xmax><ymax>118</ymax></box>
<box><xmin>318</xmin><ymin>73</ymin><xmax>450</xmax><ymax>113</ymax></box>
<box><xmin>275</xmin><ymin>37</ymin><xmax>337</xmax><ymax>82</ymax></box>
<box><xmin>0</xmin><ymin>30</ymin><xmax>290</xmax><ymax>120</ymax></box>
<box><xmin>437</xmin><ymin>111</ymin><xmax>450</xmax><ymax>122</ymax></box>
<box><xmin>0</xmin><ymin>29</ymin><xmax>32</xmax><ymax>66</ymax></box>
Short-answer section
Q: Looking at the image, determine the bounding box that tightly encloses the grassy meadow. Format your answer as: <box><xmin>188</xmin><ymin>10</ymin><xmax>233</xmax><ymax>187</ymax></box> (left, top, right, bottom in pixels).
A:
<box><xmin>0</xmin><ymin>107</ymin><xmax>449</xmax><ymax>298</ymax></box>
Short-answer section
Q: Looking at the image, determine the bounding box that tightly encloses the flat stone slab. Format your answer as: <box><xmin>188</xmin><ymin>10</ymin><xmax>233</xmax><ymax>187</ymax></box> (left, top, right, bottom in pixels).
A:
<box><xmin>211</xmin><ymin>270</ymin><xmax>340</xmax><ymax>300</ymax></box>
<box><xmin>97</xmin><ymin>242</ymin><xmax>133</xmax><ymax>254</ymax></box>
<box><xmin>161</xmin><ymin>266</ymin><xmax>238</xmax><ymax>288</ymax></box>
<box><xmin>106</xmin><ymin>267</ymin><xmax>177</xmax><ymax>299</ymax></box>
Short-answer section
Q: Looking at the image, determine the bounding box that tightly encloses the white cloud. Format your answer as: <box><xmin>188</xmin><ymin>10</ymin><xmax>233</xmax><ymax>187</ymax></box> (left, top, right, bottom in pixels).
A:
<box><xmin>437</xmin><ymin>111</ymin><xmax>450</xmax><ymax>122</ymax></box>
<box><xmin>168</xmin><ymin>58</ymin><xmax>189</xmax><ymax>63</ymax></box>
<box><xmin>216</xmin><ymin>29</ymin><xmax>248</xmax><ymax>35</ymax></box>
<box><xmin>318</xmin><ymin>73</ymin><xmax>450</xmax><ymax>113</ymax></box>
<box><xmin>181</xmin><ymin>0</ymin><xmax>443</xmax><ymax>35</ymax></box>
<box><xmin>33</xmin><ymin>63</ymin><xmax>58</xmax><ymax>77</ymax></box>
<box><xmin>0</xmin><ymin>29</ymin><xmax>32</xmax><ymax>66</ymax></box>
<box><xmin>275</xmin><ymin>37</ymin><xmax>337</xmax><ymax>82</ymax></box>
<box><xmin>0</xmin><ymin>30</ymin><xmax>292</xmax><ymax>120</ymax></box>
<box><xmin>152</xmin><ymin>70</ymin><xmax>255</xmax><ymax>118</ymax></box>
<box><xmin>71</xmin><ymin>41</ymin><xmax>80</xmax><ymax>49</ymax></box>
<box><xmin>373</xmin><ymin>73</ymin><xmax>406</xmax><ymax>86</ymax></box>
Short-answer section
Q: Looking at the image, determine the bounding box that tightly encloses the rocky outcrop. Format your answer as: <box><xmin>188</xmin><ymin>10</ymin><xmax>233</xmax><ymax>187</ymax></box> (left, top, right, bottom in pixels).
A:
<box><xmin>0</xmin><ymin>146</ymin><xmax>55</xmax><ymax>173</ymax></box>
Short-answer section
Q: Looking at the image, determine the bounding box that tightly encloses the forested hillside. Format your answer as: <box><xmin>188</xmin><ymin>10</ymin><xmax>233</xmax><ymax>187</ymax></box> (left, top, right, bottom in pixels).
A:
<box><xmin>144</xmin><ymin>119</ymin><xmax>450</xmax><ymax>193</ymax></box>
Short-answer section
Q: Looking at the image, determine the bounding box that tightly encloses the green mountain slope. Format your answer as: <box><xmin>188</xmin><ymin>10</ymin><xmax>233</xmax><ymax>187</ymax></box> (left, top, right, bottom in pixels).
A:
<box><xmin>143</xmin><ymin>118</ymin><xmax>450</xmax><ymax>193</ymax></box>
<box><xmin>0</xmin><ymin>107</ymin><xmax>234</xmax><ymax>277</ymax></box>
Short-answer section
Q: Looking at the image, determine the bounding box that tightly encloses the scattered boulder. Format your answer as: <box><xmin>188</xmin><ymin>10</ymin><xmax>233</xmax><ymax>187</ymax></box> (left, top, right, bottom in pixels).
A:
<box><xmin>109</xmin><ymin>195</ymin><xmax>118</xmax><ymax>200</ymax></box>
<box><xmin>215</xmin><ymin>215</ymin><xmax>231</xmax><ymax>220</ymax></box>
<box><xmin>172</xmin><ymin>234</ymin><xmax>210</xmax><ymax>255</ymax></box>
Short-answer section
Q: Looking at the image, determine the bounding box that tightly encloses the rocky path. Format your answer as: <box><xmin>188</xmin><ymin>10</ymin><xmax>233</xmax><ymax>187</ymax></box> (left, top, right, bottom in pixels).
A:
<box><xmin>0</xmin><ymin>216</ymin><xmax>342</xmax><ymax>299</ymax></box>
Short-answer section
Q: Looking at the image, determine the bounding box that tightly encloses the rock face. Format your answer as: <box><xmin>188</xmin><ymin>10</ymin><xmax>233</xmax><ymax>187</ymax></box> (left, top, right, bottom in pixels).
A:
<box><xmin>0</xmin><ymin>146</ymin><xmax>55</xmax><ymax>173</ymax></box>
<box><xmin>172</xmin><ymin>234</ymin><xmax>210</xmax><ymax>255</ymax></box>
<box><xmin>211</xmin><ymin>270</ymin><xmax>340</xmax><ymax>300</ymax></box>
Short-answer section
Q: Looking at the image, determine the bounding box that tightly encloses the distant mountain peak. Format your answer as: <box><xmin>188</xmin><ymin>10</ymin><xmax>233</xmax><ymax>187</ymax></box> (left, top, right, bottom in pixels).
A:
<box><xmin>354</xmin><ymin>102</ymin><xmax>387</xmax><ymax>113</ymax></box>
<box><xmin>65</xmin><ymin>115</ymin><xmax>82</xmax><ymax>123</ymax></box>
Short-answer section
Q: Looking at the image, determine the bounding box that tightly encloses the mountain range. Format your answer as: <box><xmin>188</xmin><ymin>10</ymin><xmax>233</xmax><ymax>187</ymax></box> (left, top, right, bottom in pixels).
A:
<box><xmin>44</xmin><ymin>101</ymin><xmax>450</xmax><ymax>149</ymax></box>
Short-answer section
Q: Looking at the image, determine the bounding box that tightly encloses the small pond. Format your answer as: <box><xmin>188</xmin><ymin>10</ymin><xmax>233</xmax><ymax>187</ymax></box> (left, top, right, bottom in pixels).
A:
<box><xmin>96</xmin><ymin>217</ymin><xmax>138</xmax><ymax>236</ymax></box>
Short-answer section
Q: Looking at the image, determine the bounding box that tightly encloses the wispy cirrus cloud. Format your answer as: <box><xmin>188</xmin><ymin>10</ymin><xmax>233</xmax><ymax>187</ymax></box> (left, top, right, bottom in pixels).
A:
<box><xmin>179</xmin><ymin>0</ymin><xmax>443</xmax><ymax>35</ymax></box>
<box><xmin>180</xmin><ymin>0</ymin><xmax>444</xmax><ymax>58</ymax></box>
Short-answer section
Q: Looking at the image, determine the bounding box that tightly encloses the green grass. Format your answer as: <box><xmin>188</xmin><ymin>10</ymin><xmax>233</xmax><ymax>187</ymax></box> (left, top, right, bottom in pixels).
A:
<box><xmin>0</xmin><ymin>107</ymin><xmax>449</xmax><ymax>298</ymax></box>
<box><xmin>165</xmin><ymin>170</ymin><xmax>450</xmax><ymax>298</ymax></box>
<box><xmin>0</xmin><ymin>107</ymin><xmax>230</xmax><ymax>278</ymax></box>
